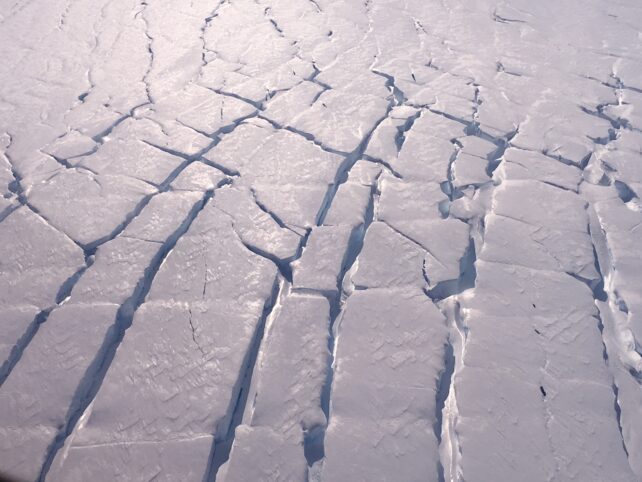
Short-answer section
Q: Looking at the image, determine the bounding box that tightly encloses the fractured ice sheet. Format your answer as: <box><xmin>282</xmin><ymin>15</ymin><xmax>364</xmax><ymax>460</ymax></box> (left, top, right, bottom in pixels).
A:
<box><xmin>1</xmin><ymin>0</ymin><xmax>642</xmax><ymax>480</ymax></box>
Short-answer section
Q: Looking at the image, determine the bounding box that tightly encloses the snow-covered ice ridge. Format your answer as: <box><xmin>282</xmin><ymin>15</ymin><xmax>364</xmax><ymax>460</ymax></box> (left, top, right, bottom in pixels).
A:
<box><xmin>1</xmin><ymin>0</ymin><xmax>642</xmax><ymax>480</ymax></box>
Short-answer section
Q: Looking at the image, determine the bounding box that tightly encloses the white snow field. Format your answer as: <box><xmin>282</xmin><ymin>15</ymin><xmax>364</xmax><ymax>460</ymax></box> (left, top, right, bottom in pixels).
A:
<box><xmin>1</xmin><ymin>0</ymin><xmax>642</xmax><ymax>480</ymax></box>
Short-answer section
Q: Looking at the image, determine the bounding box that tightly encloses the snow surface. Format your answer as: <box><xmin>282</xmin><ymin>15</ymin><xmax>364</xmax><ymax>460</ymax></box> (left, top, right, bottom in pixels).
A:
<box><xmin>0</xmin><ymin>0</ymin><xmax>641</xmax><ymax>480</ymax></box>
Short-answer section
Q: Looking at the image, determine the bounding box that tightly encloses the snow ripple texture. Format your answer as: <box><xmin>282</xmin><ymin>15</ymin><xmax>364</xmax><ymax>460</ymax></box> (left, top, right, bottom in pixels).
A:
<box><xmin>1</xmin><ymin>0</ymin><xmax>642</xmax><ymax>481</ymax></box>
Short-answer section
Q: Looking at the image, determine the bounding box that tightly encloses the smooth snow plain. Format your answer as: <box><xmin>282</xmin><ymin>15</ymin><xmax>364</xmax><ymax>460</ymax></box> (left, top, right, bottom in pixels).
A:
<box><xmin>1</xmin><ymin>0</ymin><xmax>642</xmax><ymax>480</ymax></box>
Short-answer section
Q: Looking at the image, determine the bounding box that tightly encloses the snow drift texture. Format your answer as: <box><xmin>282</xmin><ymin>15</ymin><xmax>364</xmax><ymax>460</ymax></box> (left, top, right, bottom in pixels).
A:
<box><xmin>1</xmin><ymin>0</ymin><xmax>642</xmax><ymax>480</ymax></box>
